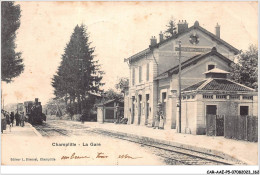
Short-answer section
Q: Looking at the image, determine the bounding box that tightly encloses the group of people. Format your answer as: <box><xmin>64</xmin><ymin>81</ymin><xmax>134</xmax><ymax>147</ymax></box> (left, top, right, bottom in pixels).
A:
<box><xmin>1</xmin><ymin>110</ymin><xmax>25</xmax><ymax>133</ymax></box>
<box><xmin>154</xmin><ymin>102</ymin><xmax>165</xmax><ymax>130</ymax></box>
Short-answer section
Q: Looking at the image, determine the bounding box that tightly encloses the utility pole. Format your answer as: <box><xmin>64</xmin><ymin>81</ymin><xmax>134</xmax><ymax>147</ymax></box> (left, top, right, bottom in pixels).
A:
<box><xmin>178</xmin><ymin>40</ymin><xmax>182</xmax><ymax>133</ymax></box>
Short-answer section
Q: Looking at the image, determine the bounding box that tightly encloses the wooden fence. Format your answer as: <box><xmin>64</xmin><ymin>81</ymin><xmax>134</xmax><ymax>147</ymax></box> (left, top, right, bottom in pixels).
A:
<box><xmin>206</xmin><ymin>115</ymin><xmax>258</xmax><ymax>142</ymax></box>
<box><xmin>206</xmin><ymin>115</ymin><xmax>224</xmax><ymax>136</ymax></box>
<box><xmin>224</xmin><ymin>115</ymin><xmax>258</xmax><ymax>142</ymax></box>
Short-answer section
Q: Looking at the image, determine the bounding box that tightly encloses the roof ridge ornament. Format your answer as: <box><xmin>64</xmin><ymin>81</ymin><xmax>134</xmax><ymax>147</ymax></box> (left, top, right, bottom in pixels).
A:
<box><xmin>194</xmin><ymin>21</ymin><xmax>199</xmax><ymax>27</ymax></box>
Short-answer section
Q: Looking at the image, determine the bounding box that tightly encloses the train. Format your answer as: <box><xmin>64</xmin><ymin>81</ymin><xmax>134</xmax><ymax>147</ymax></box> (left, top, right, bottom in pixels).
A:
<box><xmin>23</xmin><ymin>98</ymin><xmax>46</xmax><ymax>125</ymax></box>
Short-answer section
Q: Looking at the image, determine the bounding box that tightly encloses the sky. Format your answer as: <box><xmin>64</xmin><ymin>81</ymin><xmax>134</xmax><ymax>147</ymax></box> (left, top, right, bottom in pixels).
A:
<box><xmin>1</xmin><ymin>1</ymin><xmax>258</xmax><ymax>106</ymax></box>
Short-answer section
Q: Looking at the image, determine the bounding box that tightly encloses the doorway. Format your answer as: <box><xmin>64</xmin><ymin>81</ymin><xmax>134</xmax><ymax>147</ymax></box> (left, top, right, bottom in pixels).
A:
<box><xmin>131</xmin><ymin>97</ymin><xmax>135</xmax><ymax>124</ymax></box>
<box><xmin>138</xmin><ymin>95</ymin><xmax>142</xmax><ymax>125</ymax></box>
<box><xmin>145</xmin><ymin>94</ymin><xmax>150</xmax><ymax>125</ymax></box>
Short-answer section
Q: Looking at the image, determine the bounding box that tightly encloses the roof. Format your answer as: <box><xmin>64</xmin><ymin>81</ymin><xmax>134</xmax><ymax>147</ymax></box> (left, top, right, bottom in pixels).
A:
<box><xmin>204</xmin><ymin>68</ymin><xmax>230</xmax><ymax>74</ymax></box>
<box><xmin>96</xmin><ymin>99</ymin><xmax>124</xmax><ymax>106</ymax></box>
<box><xmin>125</xmin><ymin>21</ymin><xmax>240</xmax><ymax>63</ymax></box>
<box><xmin>155</xmin><ymin>48</ymin><xmax>232</xmax><ymax>80</ymax></box>
<box><xmin>182</xmin><ymin>78</ymin><xmax>255</xmax><ymax>92</ymax></box>
<box><xmin>182</xmin><ymin>80</ymin><xmax>207</xmax><ymax>91</ymax></box>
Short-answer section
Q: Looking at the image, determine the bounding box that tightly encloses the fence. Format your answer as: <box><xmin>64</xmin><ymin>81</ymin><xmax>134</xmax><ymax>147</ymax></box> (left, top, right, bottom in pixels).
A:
<box><xmin>206</xmin><ymin>115</ymin><xmax>258</xmax><ymax>142</ymax></box>
<box><xmin>224</xmin><ymin>115</ymin><xmax>258</xmax><ymax>142</ymax></box>
<box><xmin>206</xmin><ymin>115</ymin><xmax>224</xmax><ymax>136</ymax></box>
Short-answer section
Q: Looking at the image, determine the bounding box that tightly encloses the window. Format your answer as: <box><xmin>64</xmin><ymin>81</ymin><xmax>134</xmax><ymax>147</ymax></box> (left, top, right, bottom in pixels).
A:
<box><xmin>206</xmin><ymin>105</ymin><xmax>217</xmax><ymax>115</ymax></box>
<box><xmin>230</xmin><ymin>95</ymin><xmax>240</xmax><ymax>100</ymax></box>
<box><xmin>208</xmin><ymin>64</ymin><xmax>215</xmax><ymax>71</ymax></box>
<box><xmin>240</xmin><ymin>106</ymin><xmax>249</xmax><ymax>115</ymax></box>
<box><xmin>216</xmin><ymin>95</ymin><xmax>227</xmax><ymax>99</ymax></box>
<box><xmin>146</xmin><ymin>63</ymin><xmax>149</xmax><ymax>81</ymax></box>
<box><xmin>132</xmin><ymin>68</ymin><xmax>135</xmax><ymax>86</ymax></box>
<box><xmin>139</xmin><ymin>66</ymin><xmax>142</xmax><ymax>83</ymax></box>
<box><xmin>203</xmin><ymin>94</ymin><xmax>213</xmax><ymax>99</ymax></box>
<box><xmin>162</xmin><ymin>92</ymin><xmax>167</xmax><ymax>102</ymax></box>
<box><xmin>242</xmin><ymin>96</ymin><xmax>253</xmax><ymax>100</ymax></box>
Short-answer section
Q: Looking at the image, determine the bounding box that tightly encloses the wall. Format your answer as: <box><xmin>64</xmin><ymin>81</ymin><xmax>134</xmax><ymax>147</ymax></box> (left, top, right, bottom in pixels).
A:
<box><xmin>195</xmin><ymin>94</ymin><xmax>258</xmax><ymax>135</ymax></box>
<box><xmin>181</xmin><ymin>99</ymin><xmax>197</xmax><ymax>134</ymax></box>
<box><xmin>97</xmin><ymin>107</ymin><xmax>103</xmax><ymax>123</ymax></box>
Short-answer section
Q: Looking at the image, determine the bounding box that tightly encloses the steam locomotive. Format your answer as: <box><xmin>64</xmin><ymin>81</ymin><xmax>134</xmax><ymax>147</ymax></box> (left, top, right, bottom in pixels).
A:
<box><xmin>24</xmin><ymin>98</ymin><xmax>46</xmax><ymax>125</ymax></box>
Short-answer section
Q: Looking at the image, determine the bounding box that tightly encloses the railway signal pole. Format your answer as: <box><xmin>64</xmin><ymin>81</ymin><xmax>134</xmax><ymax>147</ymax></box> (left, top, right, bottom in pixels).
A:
<box><xmin>178</xmin><ymin>40</ymin><xmax>182</xmax><ymax>133</ymax></box>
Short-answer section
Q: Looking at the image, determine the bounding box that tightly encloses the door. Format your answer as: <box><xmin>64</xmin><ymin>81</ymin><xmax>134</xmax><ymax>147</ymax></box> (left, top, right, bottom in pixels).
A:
<box><xmin>162</xmin><ymin>92</ymin><xmax>167</xmax><ymax>117</ymax></box>
<box><xmin>138</xmin><ymin>95</ymin><xmax>142</xmax><ymax>125</ymax></box>
<box><xmin>131</xmin><ymin>97</ymin><xmax>135</xmax><ymax>124</ymax></box>
<box><xmin>145</xmin><ymin>94</ymin><xmax>149</xmax><ymax>125</ymax></box>
<box><xmin>206</xmin><ymin>105</ymin><xmax>217</xmax><ymax>136</ymax></box>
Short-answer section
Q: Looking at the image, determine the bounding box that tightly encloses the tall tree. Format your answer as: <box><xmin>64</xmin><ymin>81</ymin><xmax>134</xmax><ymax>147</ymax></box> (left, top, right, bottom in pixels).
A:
<box><xmin>1</xmin><ymin>2</ymin><xmax>24</xmax><ymax>83</ymax></box>
<box><xmin>164</xmin><ymin>18</ymin><xmax>177</xmax><ymax>39</ymax></box>
<box><xmin>230</xmin><ymin>45</ymin><xmax>258</xmax><ymax>90</ymax></box>
<box><xmin>52</xmin><ymin>24</ymin><xmax>104</xmax><ymax>114</ymax></box>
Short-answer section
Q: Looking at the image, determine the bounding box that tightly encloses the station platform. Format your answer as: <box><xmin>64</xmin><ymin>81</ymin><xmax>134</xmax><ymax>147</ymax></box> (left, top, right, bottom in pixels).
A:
<box><xmin>1</xmin><ymin>122</ymin><xmax>40</xmax><ymax>137</ymax></box>
<box><xmin>84</xmin><ymin>122</ymin><xmax>258</xmax><ymax>165</ymax></box>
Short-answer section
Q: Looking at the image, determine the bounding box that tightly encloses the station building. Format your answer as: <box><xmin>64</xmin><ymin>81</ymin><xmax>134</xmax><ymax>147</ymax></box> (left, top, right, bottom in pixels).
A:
<box><xmin>123</xmin><ymin>20</ymin><xmax>256</xmax><ymax>133</ymax></box>
<box><xmin>180</xmin><ymin>68</ymin><xmax>257</xmax><ymax>134</ymax></box>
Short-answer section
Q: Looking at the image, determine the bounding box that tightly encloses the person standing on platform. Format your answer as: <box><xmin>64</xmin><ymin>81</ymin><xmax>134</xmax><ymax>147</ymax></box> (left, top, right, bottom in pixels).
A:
<box><xmin>20</xmin><ymin>112</ymin><xmax>25</xmax><ymax>127</ymax></box>
<box><xmin>154</xmin><ymin>102</ymin><xmax>162</xmax><ymax>129</ymax></box>
<box><xmin>15</xmin><ymin>112</ymin><xmax>20</xmax><ymax>126</ymax></box>
<box><xmin>10</xmin><ymin>112</ymin><xmax>14</xmax><ymax>127</ymax></box>
<box><xmin>5</xmin><ymin>112</ymin><xmax>11</xmax><ymax>131</ymax></box>
<box><xmin>1</xmin><ymin>112</ymin><xmax>6</xmax><ymax>133</ymax></box>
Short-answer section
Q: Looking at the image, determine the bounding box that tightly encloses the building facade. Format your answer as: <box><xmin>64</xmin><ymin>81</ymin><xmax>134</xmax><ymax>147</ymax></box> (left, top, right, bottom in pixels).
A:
<box><xmin>180</xmin><ymin>68</ymin><xmax>258</xmax><ymax>135</ymax></box>
<box><xmin>124</xmin><ymin>20</ymin><xmax>241</xmax><ymax>131</ymax></box>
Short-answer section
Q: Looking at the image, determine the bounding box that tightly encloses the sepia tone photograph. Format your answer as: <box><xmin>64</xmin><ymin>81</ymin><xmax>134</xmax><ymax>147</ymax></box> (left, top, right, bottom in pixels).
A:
<box><xmin>0</xmin><ymin>0</ymin><xmax>259</xmax><ymax>172</ymax></box>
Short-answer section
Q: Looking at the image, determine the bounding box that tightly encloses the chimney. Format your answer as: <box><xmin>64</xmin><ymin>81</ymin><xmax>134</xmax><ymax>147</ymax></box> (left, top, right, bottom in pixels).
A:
<box><xmin>159</xmin><ymin>31</ymin><xmax>164</xmax><ymax>42</ymax></box>
<box><xmin>150</xmin><ymin>36</ymin><xmax>157</xmax><ymax>47</ymax></box>
<box><xmin>35</xmin><ymin>98</ymin><xmax>39</xmax><ymax>105</ymax></box>
<box><xmin>178</xmin><ymin>20</ymin><xmax>188</xmax><ymax>34</ymax></box>
<box><xmin>215</xmin><ymin>23</ymin><xmax>220</xmax><ymax>38</ymax></box>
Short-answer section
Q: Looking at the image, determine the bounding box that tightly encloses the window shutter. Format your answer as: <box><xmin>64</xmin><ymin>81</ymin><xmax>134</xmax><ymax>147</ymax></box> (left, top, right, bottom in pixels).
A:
<box><xmin>146</xmin><ymin>63</ymin><xmax>149</xmax><ymax>81</ymax></box>
<box><xmin>132</xmin><ymin>68</ymin><xmax>135</xmax><ymax>85</ymax></box>
<box><xmin>139</xmin><ymin>66</ymin><xmax>142</xmax><ymax>83</ymax></box>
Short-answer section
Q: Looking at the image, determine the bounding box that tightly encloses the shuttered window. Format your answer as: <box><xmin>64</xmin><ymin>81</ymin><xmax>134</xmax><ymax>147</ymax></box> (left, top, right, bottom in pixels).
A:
<box><xmin>146</xmin><ymin>63</ymin><xmax>149</xmax><ymax>81</ymax></box>
<box><xmin>132</xmin><ymin>68</ymin><xmax>135</xmax><ymax>85</ymax></box>
<box><xmin>139</xmin><ymin>66</ymin><xmax>142</xmax><ymax>83</ymax></box>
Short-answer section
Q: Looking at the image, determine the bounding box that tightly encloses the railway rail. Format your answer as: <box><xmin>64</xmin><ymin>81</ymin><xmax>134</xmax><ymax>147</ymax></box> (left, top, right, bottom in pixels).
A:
<box><xmin>32</xmin><ymin>120</ymin><xmax>244</xmax><ymax>165</ymax></box>
<box><xmin>33</xmin><ymin>123</ymin><xmax>69</xmax><ymax>137</ymax></box>
<box><xmin>89</xmin><ymin>129</ymin><xmax>243</xmax><ymax>165</ymax></box>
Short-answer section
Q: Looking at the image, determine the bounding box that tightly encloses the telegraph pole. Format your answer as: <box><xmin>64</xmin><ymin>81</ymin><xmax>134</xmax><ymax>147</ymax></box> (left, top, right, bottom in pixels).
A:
<box><xmin>178</xmin><ymin>40</ymin><xmax>182</xmax><ymax>133</ymax></box>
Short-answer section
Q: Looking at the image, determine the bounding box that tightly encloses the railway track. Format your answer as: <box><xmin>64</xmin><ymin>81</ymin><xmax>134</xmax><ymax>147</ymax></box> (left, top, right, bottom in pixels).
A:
<box><xmin>89</xmin><ymin>129</ymin><xmax>242</xmax><ymax>165</ymax></box>
<box><xmin>32</xmin><ymin>120</ymin><xmax>243</xmax><ymax>165</ymax></box>
<box><xmin>33</xmin><ymin>123</ymin><xmax>69</xmax><ymax>137</ymax></box>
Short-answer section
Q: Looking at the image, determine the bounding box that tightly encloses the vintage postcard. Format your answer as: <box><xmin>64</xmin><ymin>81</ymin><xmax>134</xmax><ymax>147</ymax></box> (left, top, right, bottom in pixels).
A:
<box><xmin>1</xmin><ymin>1</ymin><xmax>259</xmax><ymax>173</ymax></box>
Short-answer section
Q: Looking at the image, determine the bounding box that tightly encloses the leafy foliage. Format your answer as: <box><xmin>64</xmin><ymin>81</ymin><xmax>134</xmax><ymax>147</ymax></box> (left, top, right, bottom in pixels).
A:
<box><xmin>115</xmin><ymin>77</ymin><xmax>129</xmax><ymax>93</ymax></box>
<box><xmin>164</xmin><ymin>18</ymin><xmax>177</xmax><ymax>39</ymax></box>
<box><xmin>1</xmin><ymin>2</ymin><xmax>24</xmax><ymax>83</ymax></box>
<box><xmin>105</xmin><ymin>89</ymin><xmax>123</xmax><ymax>101</ymax></box>
<box><xmin>230</xmin><ymin>45</ymin><xmax>258</xmax><ymax>90</ymax></box>
<box><xmin>52</xmin><ymin>24</ymin><xmax>104</xmax><ymax>114</ymax></box>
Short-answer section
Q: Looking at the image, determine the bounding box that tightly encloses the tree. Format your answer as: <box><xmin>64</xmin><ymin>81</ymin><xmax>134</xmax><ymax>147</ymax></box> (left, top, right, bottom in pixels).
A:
<box><xmin>105</xmin><ymin>89</ymin><xmax>123</xmax><ymax>101</ymax></box>
<box><xmin>230</xmin><ymin>45</ymin><xmax>258</xmax><ymax>90</ymax></box>
<box><xmin>1</xmin><ymin>2</ymin><xmax>24</xmax><ymax>83</ymax></box>
<box><xmin>164</xmin><ymin>18</ymin><xmax>177</xmax><ymax>39</ymax></box>
<box><xmin>52</xmin><ymin>24</ymin><xmax>104</xmax><ymax>114</ymax></box>
<box><xmin>115</xmin><ymin>77</ymin><xmax>129</xmax><ymax>93</ymax></box>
